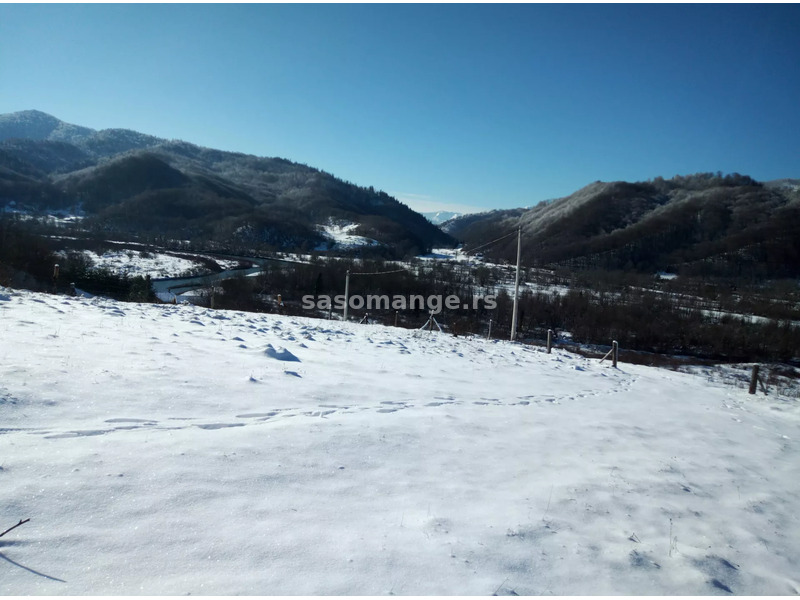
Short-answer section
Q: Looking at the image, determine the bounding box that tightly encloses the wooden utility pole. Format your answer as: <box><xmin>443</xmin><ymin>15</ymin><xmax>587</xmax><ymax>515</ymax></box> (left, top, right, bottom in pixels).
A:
<box><xmin>749</xmin><ymin>365</ymin><xmax>760</xmax><ymax>395</ymax></box>
<box><xmin>510</xmin><ymin>226</ymin><xmax>522</xmax><ymax>342</ymax></box>
<box><xmin>343</xmin><ymin>269</ymin><xmax>350</xmax><ymax>321</ymax></box>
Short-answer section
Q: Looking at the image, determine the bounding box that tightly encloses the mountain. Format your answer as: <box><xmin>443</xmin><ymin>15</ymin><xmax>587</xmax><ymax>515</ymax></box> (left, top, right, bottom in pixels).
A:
<box><xmin>0</xmin><ymin>109</ymin><xmax>95</xmax><ymax>145</ymax></box>
<box><xmin>445</xmin><ymin>173</ymin><xmax>800</xmax><ymax>278</ymax></box>
<box><xmin>0</xmin><ymin>110</ymin><xmax>453</xmax><ymax>256</ymax></box>
<box><xmin>422</xmin><ymin>210</ymin><xmax>462</xmax><ymax>225</ymax></box>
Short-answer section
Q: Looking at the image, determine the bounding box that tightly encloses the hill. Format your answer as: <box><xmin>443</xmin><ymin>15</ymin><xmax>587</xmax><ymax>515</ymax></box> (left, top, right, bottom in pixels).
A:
<box><xmin>0</xmin><ymin>110</ymin><xmax>453</xmax><ymax>256</ymax></box>
<box><xmin>445</xmin><ymin>173</ymin><xmax>800</xmax><ymax>278</ymax></box>
<box><xmin>1</xmin><ymin>285</ymin><xmax>799</xmax><ymax>594</ymax></box>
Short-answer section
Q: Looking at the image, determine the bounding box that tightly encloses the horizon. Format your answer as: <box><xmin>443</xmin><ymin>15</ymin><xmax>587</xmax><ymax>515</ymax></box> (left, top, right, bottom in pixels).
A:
<box><xmin>1</xmin><ymin>4</ymin><xmax>798</xmax><ymax>214</ymax></box>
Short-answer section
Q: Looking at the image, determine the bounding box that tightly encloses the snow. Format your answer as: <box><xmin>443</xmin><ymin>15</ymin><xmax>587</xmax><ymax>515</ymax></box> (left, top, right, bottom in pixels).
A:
<box><xmin>316</xmin><ymin>222</ymin><xmax>382</xmax><ymax>250</ymax></box>
<box><xmin>418</xmin><ymin>247</ymin><xmax>472</xmax><ymax>262</ymax></box>
<box><xmin>76</xmin><ymin>250</ymin><xmax>201</xmax><ymax>279</ymax></box>
<box><xmin>1</xmin><ymin>286</ymin><xmax>799</xmax><ymax>594</ymax></box>
<box><xmin>1</xmin><ymin>204</ymin><xmax>86</xmax><ymax>228</ymax></box>
<box><xmin>422</xmin><ymin>211</ymin><xmax>462</xmax><ymax>225</ymax></box>
<box><xmin>210</xmin><ymin>258</ymin><xmax>243</xmax><ymax>271</ymax></box>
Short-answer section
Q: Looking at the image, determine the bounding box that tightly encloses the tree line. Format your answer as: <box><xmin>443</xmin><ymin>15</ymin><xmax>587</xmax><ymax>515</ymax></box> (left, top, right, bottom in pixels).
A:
<box><xmin>3</xmin><ymin>216</ymin><xmax>798</xmax><ymax>365</ymax></box>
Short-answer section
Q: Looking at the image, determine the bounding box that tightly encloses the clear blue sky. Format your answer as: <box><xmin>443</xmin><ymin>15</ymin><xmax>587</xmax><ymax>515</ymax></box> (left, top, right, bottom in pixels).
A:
<box><xmin>1</xmin><ymin>3</ymin><xmax>798</xmax><ymax>213</ymax></box>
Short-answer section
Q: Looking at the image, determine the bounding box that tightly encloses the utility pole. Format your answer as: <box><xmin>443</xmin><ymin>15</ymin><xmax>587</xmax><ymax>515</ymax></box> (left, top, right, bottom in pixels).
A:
<box><xmin>510</xmin><ymin>225</ymin><xmax>521</xmax><ymax>341</ymax></box>
<box><xmin>343</xmin><ymin>269</ymin><xmax>350</xmax><ymax>321</ymax></box>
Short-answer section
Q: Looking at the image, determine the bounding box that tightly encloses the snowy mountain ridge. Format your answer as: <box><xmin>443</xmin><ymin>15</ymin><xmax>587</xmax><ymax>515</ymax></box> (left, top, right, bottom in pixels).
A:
<box><xmin>0</xmin><ymin>109</ymin><xmax>95</xmax><ymax>144</ymax></box>
<box><xmin>0</xmin><ymin>110</ymin><xmax>164</xmax><ymax>158</ymax></box>
<box><xmin>422</xmin><ymin>210</ymin><xmax>462</xmax><ymax>225</ymax></box>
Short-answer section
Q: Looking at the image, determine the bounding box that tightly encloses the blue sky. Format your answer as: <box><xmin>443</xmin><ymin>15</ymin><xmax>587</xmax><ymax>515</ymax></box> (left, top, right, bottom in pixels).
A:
<box><xmin>1</xmin><ymin>4</ymin><xmax>798</xmax><ymax>214</ymax></box>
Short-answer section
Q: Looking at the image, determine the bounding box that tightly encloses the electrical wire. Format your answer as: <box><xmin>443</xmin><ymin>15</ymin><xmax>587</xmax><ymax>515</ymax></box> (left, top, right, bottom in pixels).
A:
<box><xmin>462</xmin><ymin>229</ymin><xmax>518</xmax><ymax>255</ymax></box>
<box><xmin>349</xmin><ymin>268</ymin><xmax>408</xmax><ymax>276</ymax></box>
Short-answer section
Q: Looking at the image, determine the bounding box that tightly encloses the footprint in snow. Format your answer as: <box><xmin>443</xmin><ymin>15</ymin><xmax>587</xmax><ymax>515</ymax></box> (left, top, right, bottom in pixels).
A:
<box><xmin>44</xmin><ymin>429</ymin><xmax>108</xmax><ymax>439</ymax></box>
<box><xmin>377</xmin><ymin>401</ymin><xmax>409</xmax><ymax>412</ymax></box>
<box><xmin>237</xmin><ymin>411</ymin><xmax>282</xmax><ymax>419</ymax></box>
<box><xmin>303</xmin><ymin>409</ymin><xmax>336</xmax><ymax>418</ymax></box>
<box><xmin>629</xmin><ymin>549</ymin><xmax>661</xmax><ymax>570</ymax></box>
<box><xmin>691</xmin><ymin>555</ymin><xmax>739</xmax><ymax>595</ymax></box>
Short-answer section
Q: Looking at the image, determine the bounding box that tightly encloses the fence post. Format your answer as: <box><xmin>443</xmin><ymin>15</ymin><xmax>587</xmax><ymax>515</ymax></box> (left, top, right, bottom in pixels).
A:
<box><xmin>487</xmin><ymin>319</ymin><xmax>492</xmax><ymax>340</ymax></box>
<box><xmin>612</xmin><ymin>340</ymin><xmax>618</xmax><ymax>368</ymax></box>
<box><xmin>547</xmin><ymin>329</ymin><xmax>553</xmax><ymax>354</ymax></box>
<box><xmin>749</xmin><ymin>364</ymin><xmax>759</xmax><ymax>395</ymax></box>
<box><xmin>394</xmin><ymin>310</ymin><xmax>399</xmax><ymax>327</ymax></box>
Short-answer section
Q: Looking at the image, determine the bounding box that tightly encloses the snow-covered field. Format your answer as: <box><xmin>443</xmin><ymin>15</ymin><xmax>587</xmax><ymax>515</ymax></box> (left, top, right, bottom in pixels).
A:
<box><xmin>418</xmin><ymin>248</ymin><xmax>471</xmax><ymax>262</ymax></box>
<box><xmin>1</xmin><ymin>286</ymin><xmax>799</xmax><ymax>595</ymax></box>
<box><xmin>72</xmin><ymin>250</ymin><xmax>201</xmax><ymax>279</ymax></box>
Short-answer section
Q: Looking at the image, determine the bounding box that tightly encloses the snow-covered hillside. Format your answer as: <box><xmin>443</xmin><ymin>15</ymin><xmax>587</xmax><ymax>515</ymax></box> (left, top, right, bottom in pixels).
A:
<box><xmin>0</xmin><ymin>109</ymin><xmax>94</xmax><ymax>144</ymax></box>
<box><xmin>316</xmin><ymin>222</ymin><xmax>382</xmax><ymax>250</ymax></box>
<box><xmin>0</xmin><ymin>110</ymin><xmax>163</xmax><ymax>157</ymax></box>
<box><xmin>1</xmin><ymin>287</ymin><xmax>798</xmax><ymax>594</ymax></box>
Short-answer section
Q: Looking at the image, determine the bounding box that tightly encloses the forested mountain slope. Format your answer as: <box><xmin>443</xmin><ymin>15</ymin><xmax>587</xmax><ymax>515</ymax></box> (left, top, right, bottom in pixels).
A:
<box><xmin>445</xmin><ymin>173</ymin><xmax>800</xmax><ymax>278</ymax></box>
<box><xmin>0</xmin><ymin>110</ymin><xmax>452</xmax><ymax>256</ymax></box>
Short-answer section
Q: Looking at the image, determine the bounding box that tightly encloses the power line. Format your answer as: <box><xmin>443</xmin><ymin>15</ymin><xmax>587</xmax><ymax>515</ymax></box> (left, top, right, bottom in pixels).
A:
<box><xmin>463</xmin><ymin>229</ymin><xmax>518</xmax><ymax>255</ymax></box>
<box><xmin>349</xmin><ymin>268</ymin><xmax>408</xmax><ymax>276</ymax></box>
